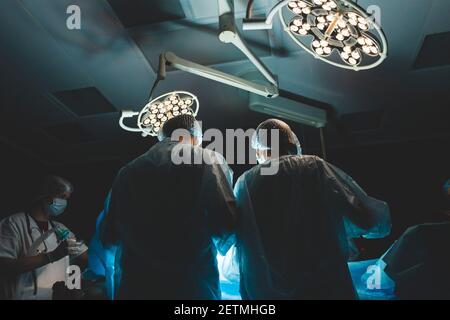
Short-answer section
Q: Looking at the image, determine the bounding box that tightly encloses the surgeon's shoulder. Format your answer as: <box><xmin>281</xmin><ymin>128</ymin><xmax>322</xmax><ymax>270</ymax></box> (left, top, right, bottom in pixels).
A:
<box><xmin>235</xmin><ymin>170</ymin><xmax>249</xmax><ymax>186</ymax></box>
<box><xmin>294</xmin><ymin>154</ymin><xmax>327</xmax><ymax>169</ymax></box>
<box><xmin>114</xmin><ymin>161</ymin><xmax>136</xmax><ymax>182</ymax></box>
<box><xmin>300</xmin><ymin>154</ymin><xmax>324</xmax><ymax>163</ymax></box>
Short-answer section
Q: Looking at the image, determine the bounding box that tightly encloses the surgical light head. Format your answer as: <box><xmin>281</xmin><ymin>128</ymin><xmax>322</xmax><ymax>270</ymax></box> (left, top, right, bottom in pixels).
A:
<box><xmin>282</xmin><ymin>0</ymin><xmax>387</xmax><ymax>70</ymax></box>
<box><xmin>244</xmin><ymin>0</ymin><xmax>387</xmax><ymax>71</ymax></box>
<box><xmin>119</xmin><ymin>91</ymin><xmax>199</xmax><ymax>138</ymax></box>
<box><xmin>252</xmin><ymin>119</ymin><xmax>302</xmax><ymax>161</ymax></box>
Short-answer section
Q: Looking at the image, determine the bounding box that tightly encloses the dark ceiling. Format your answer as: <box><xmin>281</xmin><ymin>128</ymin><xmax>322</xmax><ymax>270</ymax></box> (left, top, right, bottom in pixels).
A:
<box><xmin>0</xmin><ymin>0</ymin><xmax>449</xmax><ymax>167</ymax></box>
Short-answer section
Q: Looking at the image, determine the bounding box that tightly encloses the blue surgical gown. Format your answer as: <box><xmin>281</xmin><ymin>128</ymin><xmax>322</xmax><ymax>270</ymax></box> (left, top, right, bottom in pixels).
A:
<box><xmin>99</xmin><ymin>139</ymin><xmax>237</xmax><ymax>299</ymax></box>
<box><xmin>233</xmin><ymin>155</ymin><xmax>391</xmax><ymax>299</ymax></box>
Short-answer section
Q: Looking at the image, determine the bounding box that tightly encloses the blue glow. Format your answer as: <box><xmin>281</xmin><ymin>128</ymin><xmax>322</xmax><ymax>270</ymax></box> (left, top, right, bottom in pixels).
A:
<box><xmin>89</xmin><ymin>234</ymin><xmax>396</xmax><ymax>300</ymax></box>
<box><xmin>218</xmin><ymin>254</ymin><xmax>397</xmax><ymax>300</ymax></box>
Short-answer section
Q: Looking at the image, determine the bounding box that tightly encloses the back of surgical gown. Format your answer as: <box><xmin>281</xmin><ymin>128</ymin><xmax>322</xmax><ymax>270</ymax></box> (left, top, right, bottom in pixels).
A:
<box><xmin>234</xmin><ymin>155</ymin><xmax>390</xmax><ymax>300</ymax></box>
<box><xmin>100</xmin><ymin>139</ymin><xmax>236</xmax><ymax>299</ymax></box>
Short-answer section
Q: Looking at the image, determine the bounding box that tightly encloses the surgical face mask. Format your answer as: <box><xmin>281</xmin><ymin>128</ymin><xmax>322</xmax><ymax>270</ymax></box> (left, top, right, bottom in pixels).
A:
<box><xmin>46</xmin><ymin>198</ymin><xmax>67</xmax><ymax>217</ymax></box>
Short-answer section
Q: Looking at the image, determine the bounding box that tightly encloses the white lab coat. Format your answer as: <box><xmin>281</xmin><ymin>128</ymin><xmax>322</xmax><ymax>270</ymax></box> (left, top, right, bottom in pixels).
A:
<box><xmin>0</xmin><ymin>212</ymin><xmax>86</xmax><ymax>300</ymax></box>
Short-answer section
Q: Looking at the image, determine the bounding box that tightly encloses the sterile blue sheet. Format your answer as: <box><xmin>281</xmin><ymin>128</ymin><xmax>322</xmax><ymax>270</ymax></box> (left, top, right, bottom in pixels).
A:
<box><xmin>219</xmin><ymin>256</ymin><xmax>397</xmax><ymax>300</ymax></box>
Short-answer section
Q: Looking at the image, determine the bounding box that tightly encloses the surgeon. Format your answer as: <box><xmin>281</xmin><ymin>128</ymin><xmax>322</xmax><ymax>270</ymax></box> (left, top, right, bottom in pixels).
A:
<box><xmin>100</xmin><ymin>114</ymin><xmax>237</xmax><ymax>299</ymax></box>
<box><xmin>0</xmin><ymin>175</ymin><xmax>88</xmax><ymax>299</ymax></box>
<box><xmin>232</xmin><ymin>119</ymin><xmax>391</xmax><ymax>300</ymax></box>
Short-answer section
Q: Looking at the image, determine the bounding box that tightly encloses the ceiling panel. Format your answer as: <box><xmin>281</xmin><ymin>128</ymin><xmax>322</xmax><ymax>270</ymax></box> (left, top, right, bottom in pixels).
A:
<box><xmin>43</xmin><ymin>122</ymin><xmax>97</xmax><ymax>144</ymax></box>
<box><xmin>413</xmin><ymin>32</ymin><xmax>450</xmax><ymax>70</ymax></box>
<box><xmin>108</xmin><ymin>0</ymin><xmax>185</xmax><ymax>28</ymax></box>
<box><xmin>52</xmin><ymin>87</ymin><xmax>117</xmax><ymax>117</ymax></box>
<box><xmin>0</xmin><ymin>0</ymin><xmax>92</xmax><ymax>92</ymax></box>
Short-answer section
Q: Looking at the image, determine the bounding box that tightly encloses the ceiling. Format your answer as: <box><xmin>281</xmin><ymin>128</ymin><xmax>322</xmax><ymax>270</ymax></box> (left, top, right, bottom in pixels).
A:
<box><xmin>0</xmin><ymin>0</ymin><xmax>449</xmax><ymax>166</ymax></box>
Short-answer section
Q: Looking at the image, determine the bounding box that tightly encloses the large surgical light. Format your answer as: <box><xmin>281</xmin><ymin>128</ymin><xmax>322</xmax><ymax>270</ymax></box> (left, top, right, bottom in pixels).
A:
<box><xmin>243</xmin><ymin>0</ymin><xmax>387</xmax><ymax>70</ymax></box>
<box><xmin>119</xmin><ymin>91</ymin><xmax>199</xmax><ymax>137</ymax></box>
<box><xmin>118</xmin><ymin>0</ymin><xmax>389</xmax><ymax>140</ymax></box>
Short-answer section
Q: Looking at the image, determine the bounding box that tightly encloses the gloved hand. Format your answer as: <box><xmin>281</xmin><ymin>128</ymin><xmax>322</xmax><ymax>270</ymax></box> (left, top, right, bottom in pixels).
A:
<box><xmin>46</xmin><ymin>241</ymin><xmax>69</xmax><ymax>263</ymax></box>
<box><xmin>67</xmin><ymin>238</ymin><xmax>87</xmax><ymax>258</ymax></box>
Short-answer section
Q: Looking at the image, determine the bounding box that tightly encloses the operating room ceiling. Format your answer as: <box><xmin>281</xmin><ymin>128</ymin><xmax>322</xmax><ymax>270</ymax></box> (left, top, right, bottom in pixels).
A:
<box><xmin>0</xmin><ymin>0</ymin><xmax>449</xmax><ymax>166</ymax></box>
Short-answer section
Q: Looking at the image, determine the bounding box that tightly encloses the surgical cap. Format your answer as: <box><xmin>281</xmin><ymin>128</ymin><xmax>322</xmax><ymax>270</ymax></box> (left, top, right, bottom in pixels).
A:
<box><xmin>159</xmin><ymin>114</ymin><xmax>202</xmax><ymax>141</ymax></box>
<box><xmin>33</xmin><ymin>175</ymin><xmax>73</xmax><ymax>202</ymax></box>
<box><xmin>251</xmin><ymin>119</ymin><xmax>302</xmax><ymax>156</ymax></box>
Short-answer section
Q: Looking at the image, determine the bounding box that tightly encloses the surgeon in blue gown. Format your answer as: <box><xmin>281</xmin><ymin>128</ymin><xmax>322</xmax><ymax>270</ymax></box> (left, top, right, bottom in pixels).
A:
<box><xmin>100</xmin><ymin>115</ymin><xmax>237</xmax><ymax>299</ymax></box>
<box><xmin>232</xmin><ymin>119</ymin><xmax>391</xmax><ymax>300</ymax></box>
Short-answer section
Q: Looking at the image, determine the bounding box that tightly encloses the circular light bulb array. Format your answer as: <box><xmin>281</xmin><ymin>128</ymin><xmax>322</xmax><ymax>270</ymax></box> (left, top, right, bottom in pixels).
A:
<box><xmin>281</xmin><ymin>0</ymin><xmax>387</xmax><ymax>70</ymax></box>
<box><xmin>137</xmin><ymin>91</ymin><xmax>199</xmax><ymax>136</ymax></box>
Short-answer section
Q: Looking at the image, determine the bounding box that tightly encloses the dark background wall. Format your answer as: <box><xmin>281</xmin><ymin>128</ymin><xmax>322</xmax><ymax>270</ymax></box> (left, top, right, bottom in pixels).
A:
<box><xmin>1</xmin><ymin>134</ymin><xmax>449</xmax><ymax>259</ymax></box>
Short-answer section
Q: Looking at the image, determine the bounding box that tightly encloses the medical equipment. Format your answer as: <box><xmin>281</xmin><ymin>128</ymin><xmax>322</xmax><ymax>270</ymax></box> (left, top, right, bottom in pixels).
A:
<box><xmin>243</xmin><ymin>0</ymin><xmax>388</xmax><ymax>70</ymax></box>
<box><xmin>249</xmin><ymin>93</ymin><xmax>327</xmax><ymax>128</ymax></box>
<box><xmin>119</xmin><ymin>0</ymin><xmax>387</xmax><ymax>146</ymax></box>
<box><xmin>153</xmin><ymin>0</ymin><xmax>387</xmax><ymax>98</ymax></box>
<box><xmin>157</xmin><ymin>0</ymin><xmax>279</xmax><ymax>99</ymax></box>
<box><xmin>119</xmin><ymin>91</ymin><xmax>199</xmax><ymax>137</ymax></box>
<box><xmin>119</xmin><ymin>0</ymin><xmax>281</xmax><ymax>136</ymax></box>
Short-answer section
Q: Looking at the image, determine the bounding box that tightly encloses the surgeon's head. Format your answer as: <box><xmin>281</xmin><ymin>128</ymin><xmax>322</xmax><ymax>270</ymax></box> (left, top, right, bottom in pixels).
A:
<box><xmin>252</xmin><ymin>119</ymin><xmax>302</xmax><ymax>164</ymax></box>
<box><xmin>31</xmin><ymin>175</ymin><xmax>73</xmax><ymax>217</ymax></box>
<box><xmin>160</xmin><ymin>114</ymin><xmax>203</xmax><ymax>146</ymax></box>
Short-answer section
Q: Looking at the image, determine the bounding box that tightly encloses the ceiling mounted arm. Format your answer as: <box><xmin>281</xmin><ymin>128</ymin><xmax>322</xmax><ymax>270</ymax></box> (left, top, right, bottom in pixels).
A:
<box><xmin>156</xmin><ymin>0</ymin><xmax>280</xmax><ymax>98</ymax></box>
<box><xmin>163</xmin><ymin>51</ymin><xmax>278</xmax><ymax>98</ymax></box>
<box><xmin>243</xmin><ymin>0</ymin><xmax>290</xmax><ymax>30</ymax></box>
<box><xmin>217</xmin><ymin>0</ymin><xmax>277</xmax><ymax>86</ymax></box>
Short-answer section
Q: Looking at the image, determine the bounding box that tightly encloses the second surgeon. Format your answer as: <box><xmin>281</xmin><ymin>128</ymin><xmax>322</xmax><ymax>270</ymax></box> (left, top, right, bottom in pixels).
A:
<box><xmin>232</xmin><ymin>119</ymin><xmax>391</xmax><ymax>300</ymax></box>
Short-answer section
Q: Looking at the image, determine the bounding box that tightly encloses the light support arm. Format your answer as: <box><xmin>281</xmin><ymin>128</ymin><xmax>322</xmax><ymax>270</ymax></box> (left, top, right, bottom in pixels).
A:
<box><xmin>159</xmin><ymin>0</ymin><xmax>278</xmax><ymax>98</ymax></box>
<box><xmin>163</xmin><ymin>51</ymin><xmax>278</xmax><ymax>98</ymax></box>
<box><xmin>218</xmin><ymin>0</ymin><xmax>278</xmax><ymax>86</ymax></box>
<box><xmin>119</xmin><ymin>110</ymin><xmax>141</xmax><ymax>133</ymax></box>
<box><xmin>243</xmin><ymin>0</ymin><xmax>290</xmax><ymax>30</ymax></box>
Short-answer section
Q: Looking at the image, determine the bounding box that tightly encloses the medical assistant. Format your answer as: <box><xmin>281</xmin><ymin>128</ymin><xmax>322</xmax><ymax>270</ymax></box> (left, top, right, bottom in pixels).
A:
<box><xmin>0</xmin><ymin>212</ymin><xmax>87</xmax><ymax>299</ymax></box>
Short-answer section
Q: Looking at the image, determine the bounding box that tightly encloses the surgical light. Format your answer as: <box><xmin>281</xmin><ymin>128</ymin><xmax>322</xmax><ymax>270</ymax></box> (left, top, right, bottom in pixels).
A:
<box><xmin>243</xmin><ymin>0</ymin><xmax>387</xmax><ymax>71</ymax></box>
<box><xmin>119</xmin><ymin>91</ymin><xmax>199</xmax><ymax>137</ymax></box>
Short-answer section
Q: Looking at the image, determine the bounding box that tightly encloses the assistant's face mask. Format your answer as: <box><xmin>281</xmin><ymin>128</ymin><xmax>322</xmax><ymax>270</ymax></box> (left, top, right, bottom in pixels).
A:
<box><xmin>45</xmin><ymin>198</ymin><xmax>68</xmax><ymax>217</ymax></box>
